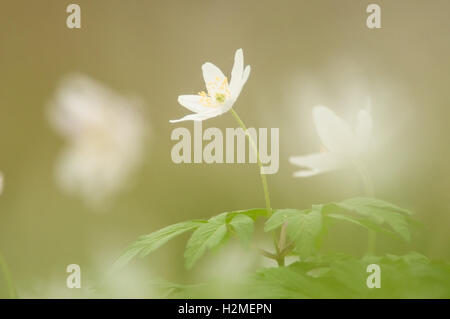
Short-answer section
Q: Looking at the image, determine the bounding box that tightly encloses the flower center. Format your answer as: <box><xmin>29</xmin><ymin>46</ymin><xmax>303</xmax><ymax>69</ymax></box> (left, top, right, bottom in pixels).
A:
<box><xmin>215</xmin><ymin>93</ymin><xmax>226</xmax><ymax>103</ymax></box>
<box><xmin>198</xmin><ymin>76</ymin><xmax>231</xmax><ymax>108</ymax></box>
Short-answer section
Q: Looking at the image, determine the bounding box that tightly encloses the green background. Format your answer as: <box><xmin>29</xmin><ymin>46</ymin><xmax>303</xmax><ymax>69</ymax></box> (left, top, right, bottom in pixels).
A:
<box><xmin>0</xmin><ymin>0</ymin><xmax>449</xmax><ymax>297</ymax></box>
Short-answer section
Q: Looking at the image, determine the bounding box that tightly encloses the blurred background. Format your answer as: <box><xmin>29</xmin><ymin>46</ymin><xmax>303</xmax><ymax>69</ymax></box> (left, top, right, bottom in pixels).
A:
<box><xmin>0</xmin><ymin>0</ymin><xmax>449</xmax><ymax>297</ymax></box>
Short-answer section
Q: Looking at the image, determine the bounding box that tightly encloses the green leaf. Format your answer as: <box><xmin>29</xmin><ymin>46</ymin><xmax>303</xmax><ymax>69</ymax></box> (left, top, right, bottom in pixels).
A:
<box><xmin>116</xmin><ymin>208</ymin><xmax>264</xmax><ymax>271</ymax></box>
<box><xmin>249</xmin><ymin>253</ymin><xmax>450</xmax><ymax>298</ymax></box>
<box><xmin>340</xmin><ymin>197</ymin><xmax>412</xmax><ymax>215</ymax></box>
<box><xmin>328</xmin><ymin>197</ymin><xmax>413</xmax><ymax>241</ymax></box>
<box><xmin>383</xmin><ymin>252</ymin><xmax>429</xmax><ymax>264</ymax></box>
<box><xmin>184</xmin><ymin>213</ymin><xmax>229</xmax><ymax>269</ymax></box>
<box><xmin>146</xmin><ymin>278</ymin><xmax>207</xmax><ymax>298</ymax></box>
<box><xmin>264</xmin><ymin>208</ymin><xmax>322</xmax><ymax>258</ymax></box>
<box><xmin>229</xmin><ymin>214</ymin><xmax>254</xmax><ymax>246</ymax></box>
<box><xmin>360</xmin><ymin>253</ymin><xmax>450</xmax><ymax>298</ymax></box>
<box><xmin>115</xmin><ymin>220</ymin><xmax>204</xmax><ymax>269</ymax></box>
<box><xmin>248</xmin><ymin>261</ymin><xmax>354</xmax><ymax>298</ymax></box>
<box><xmin>227</xmin><ymin>208</ymin><xmax>268</xmax><ymax>220</ymax></box>
<box><xmin>326</xmin><ymin>213</ymin><xmax>402</xmax><ymax>240</ymax></box>
<box><xmin>327</xmin><ymin>257</ymin><xmax>368</xmax><ymax>296</ymax></box>
<box><xmin>249</xmin><ymin>265</ymin><xmax>322</xmax><ymax>298</ymax></box>
<box><xmin>286</xmin><ymin>208</ymin><xmax>322</xmax><ymax>258</ymax></box>
<box><xmin>264</xmin><ymin>209</ymin><xmax>310</xmax><ymax>232</ymax></box>
<box><xmin>183</xmin><ymin>209</ymin><xmax>263</xmax><ymax>267</ymax></box>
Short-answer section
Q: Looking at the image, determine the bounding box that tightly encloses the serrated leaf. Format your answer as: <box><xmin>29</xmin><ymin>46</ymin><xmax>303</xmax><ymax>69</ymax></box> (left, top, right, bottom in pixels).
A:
<box><xmin>307</xmin><ymin>267</ymin><xmax>330</xmax><ymax>278</ymax></box>
<box><xmin>376</xmin><ymin>210</ymin><xmax>410</xmax><ymax>241</ymax></box>
<box><xmin>184</xmin><ymin>214</ymin><xmax>228</xmax><ymax>269</ymax></box>
<box><xmin>286</xmin><ymin>208</ymin><xmax>322</xmax><ymax>258</ymax></box>
<box><xmin>229</xmin><ymin>214</ymin><xmax>254</xmax><ymax>246</ymax></box>
<box><xmin>208</xmin><ymin>212</ymin><xmax>228</xmax><ymax>223</ymax></box>
<box><xmin>249</xmin><ymin>266</ymin><xmax>322</xmax><ymax>298</ymax></box>
<box><xmin>115</xmin><ymin>220</ymin><xmax>204</xmax><ymax>269</ymax></box>
<box><xmin>264</xmin><ymin>208</ymin><xmax>322</xmax><ymax>258</ymax></box>
<box><xmin>334</xmin><ymin>197</ymin><xmax>412</xmax><ymax>241</ymax></box>
<box><xmin>327</xmin><ymin>213</ymin><xmax>402</xmax><ymax>240</ymax></box>
<box><xmin>249</xmin><ymin>262</ymin><xmax>353</xmax><ymax>298</ymax></box>
<box><xmin>227</xmin><ymin>208</ymin><xmax>268</xmax><ymax>220</ymax></box>
<box><xmin>116</xmin><ymin>209</ymin><xmax>264</xmax><ymax>271</ymax></box>
<box><xmin>339</xmin><ymin>197</ymin><xmax>412</xmax><ymax>216</ymax></box>
<box><xmin>264</xmin><ymin>209</ymin><xmax>309</xmax><ymax>232</ymax></box>
<box><xmin>250</xmin><ymin>253</ymin><xmax>450</xmax><ymax>298</ymax></box>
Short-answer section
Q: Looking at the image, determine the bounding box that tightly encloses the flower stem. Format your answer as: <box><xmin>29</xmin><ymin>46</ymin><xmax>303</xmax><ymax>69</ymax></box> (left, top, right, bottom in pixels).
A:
<box><xmin>354</xmin><ymin>161</ymin><xmax>376</xmax><ymax>255</ymax></box>
<box><xmin>0</xmin><ymin>251</ymin><xmax>17</xmax><ymax>298</ymax></box>
<box><xmin>229</xmin><ymin>109</ymin><xmax>286</xmax><ymax>265</ymax></box>
<box><xmin>229</xmin><ymin>108</ymin><xmax>272</xmax><ymax>214</ymax></box>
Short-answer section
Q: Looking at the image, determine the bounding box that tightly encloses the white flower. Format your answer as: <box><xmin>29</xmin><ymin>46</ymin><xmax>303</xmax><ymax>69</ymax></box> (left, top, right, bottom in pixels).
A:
<box><xmin>0</xmin><ymin>172</ymin><xmax>3</xmax><ymax>195</ymax></box>
<box><xmin>48</xmin><ymin>74</ymin><xmax>146</xmax><ymax>206</ymax></box>
<box><xmin>170</xmin><ymin>49</ymin><xmax>251</xmax><ymax>123</ymax></box>
<box><xmin>290</xmin><ymin>105</ymin><xmax>372</xmax><ymax>177</ymax></box>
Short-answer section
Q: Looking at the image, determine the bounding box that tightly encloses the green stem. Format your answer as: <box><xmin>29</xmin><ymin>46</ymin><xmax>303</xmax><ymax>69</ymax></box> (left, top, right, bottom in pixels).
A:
<box><xmin>0</xmin><ymin>252</ymin><xmax>17</xmax><ymax>298</ymax></box>
<box><xmin>278</xmin><ymin>222</ymin><xmax>288</xmax><ymax>252</ymax></box>
<box><xmin>229</xmin><ymin>108</ymin><xmax>272</xmax><ymax>213</ymax></box>
<box><xmin>354</xmin><ymin>161</ymin><xmax>376</xmax><ymax>255</ymax></box>
<box><xmin>229</xmin><ymin>109</ymin><xmax>285</xmax><ymax>264</ymax></box>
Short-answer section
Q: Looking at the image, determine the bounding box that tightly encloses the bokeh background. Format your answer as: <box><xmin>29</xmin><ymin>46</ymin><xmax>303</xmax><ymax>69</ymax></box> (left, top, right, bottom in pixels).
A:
<box><xmin>0</xmin><ymin>0</ymin><xmax>449</xmax><ymax>297</ymax></box>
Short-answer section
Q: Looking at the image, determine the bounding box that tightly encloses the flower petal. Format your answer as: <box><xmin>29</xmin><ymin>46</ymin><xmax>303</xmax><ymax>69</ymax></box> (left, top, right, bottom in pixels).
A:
<box><xmin>313</xmin><ymin>106</ymin><xmax>355</xmax><ymax>155</ymax></box>
<box><xmin>177</xmin><ymin>95</ymin><xmax>205</xmax><ymax>113</ymax></box>
<box><xmin>215</xmin><ymin>97</ymin><xmax>237</xmax><ymax>115</ymax></box>
<box><xmin>169</xmin><ymin>112</ymin><xmax>217</xmax><ymax>123</ymax></box>
<box><xmin>231</xmin><ymin>65</ymin><xmax>251</xmax><ymax>100</ymax></box>
<box><xmin>355</xmin><ymin>109</ymin><xmax>372</xmax><ymax>153</ymax></box>
<box><xmin>202</xmin><ymin>62</ymin><xmax>226</xmax><ymax>94</ymax></box>
<box><xmin>242</xmin><ymin>65</ymin><xmax>251</xmax><ymax>85</ymax></box>
<box><xmin>289</xmin><ymin>152</ymin><xmax>341</xmax><ymax>177</ymax></box>
<box><xmin>229</xmin><ymin>49</ymin><xmax>244</xmax><ymax>93</ymax></box>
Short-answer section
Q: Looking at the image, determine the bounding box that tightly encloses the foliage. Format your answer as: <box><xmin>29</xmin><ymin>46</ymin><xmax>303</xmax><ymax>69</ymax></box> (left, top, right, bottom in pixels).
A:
<box><xmin>116</xmin><ymin>208</ymin><xmax>267</xmax><ymax>269</ymax></box>
<box><xmin>118</xmin><ymin>198</ymin><xmax>418</xmax><ymax>268</ymax></box>
<box><xmin>265</xmin><ymin>208</ymin><xmax>322</xmax><ymax>258</ymax></box>
<box><xmin>113</xmin><ymin>197</ymin><xmax>450</xmax><ymax>299</ymax></box>
<box><xmin>248</xmin><ymin>252</ymin><xmax>450</xmax><ymax>298</ymax></box>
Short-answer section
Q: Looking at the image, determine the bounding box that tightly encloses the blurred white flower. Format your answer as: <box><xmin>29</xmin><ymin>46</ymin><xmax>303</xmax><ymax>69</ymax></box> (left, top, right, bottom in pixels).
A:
<box><xmin>48</xmin><ymin>74</ymin><xmax>146</xmax><ymax>206</ymax></box>
<box><xmin>290</xmin><ymin>105</ymin><xmax>372</xmax><ymax>177</ymax></box>
<box><xmin>20</xmin><ymin>275</ymin><xmax>96</xmax><ymax>299</ymax></box>
<box><xmin>193</xmin><ymin>243</ymin><xmax>261</xmax><ymax>282</ymax></box>
<box><xmin>20</xmin><ymin>261</ymin><xmax>156</xmax><ymax>299</ymax></box>
<box><xmin>170</xmin><ymin>48</ymin><xmax>251</xmax><ymax>123</ymax></box>
<box><xmin>0</xmin><ymin>172</ymin><xmax>3</xmax><ymax>195</ymax></box>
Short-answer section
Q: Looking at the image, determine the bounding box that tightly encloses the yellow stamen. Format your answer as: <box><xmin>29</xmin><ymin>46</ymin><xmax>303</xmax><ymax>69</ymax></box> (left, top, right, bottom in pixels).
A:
<box><xmin>215</xmin><ymin>93</ymin><xmax>226</xmax><ymax>103</ymax></box>
<box><xmin>198</xmin><ymin>76</ymin><xmax>230</xmax><ymax>107</ymax></box>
